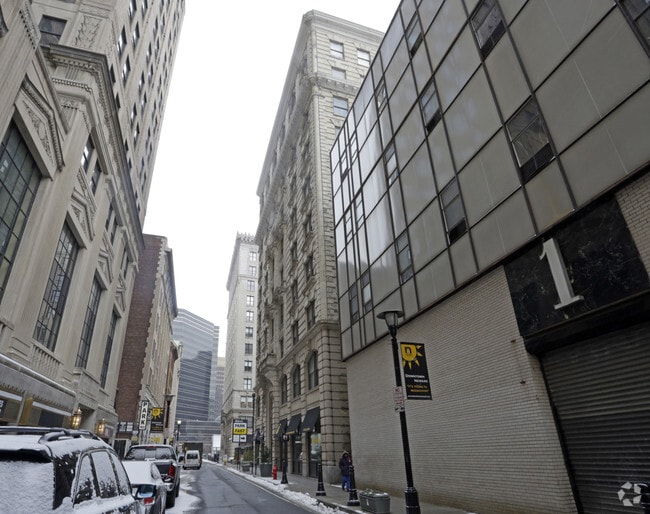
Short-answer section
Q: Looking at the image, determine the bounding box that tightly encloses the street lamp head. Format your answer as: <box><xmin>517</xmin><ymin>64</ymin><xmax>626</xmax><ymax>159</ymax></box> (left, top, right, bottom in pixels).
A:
<box><xmin>177</xmin><ymin>419</ymin><xmax>182</xmax><ymax>426</ymax></box>
<box><xmin>377</xmin><ymin>310</ymin><xmax>404</xmax><ymax>330</ymax></box>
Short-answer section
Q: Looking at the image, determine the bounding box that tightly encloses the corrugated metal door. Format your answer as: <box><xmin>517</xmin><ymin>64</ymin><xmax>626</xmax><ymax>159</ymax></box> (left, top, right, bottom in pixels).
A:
<box><xmin>542</xmin><ymin>323</ymin><xmax>650</xmax><ymax>513</ymax></box>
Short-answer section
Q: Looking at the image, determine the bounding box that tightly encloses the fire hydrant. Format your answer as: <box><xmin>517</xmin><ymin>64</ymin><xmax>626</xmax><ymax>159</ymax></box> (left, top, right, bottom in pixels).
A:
<box><xmin>272</xmin><ymin>464</ymin><xmax>278</xmax><ymax>480</ymax></box>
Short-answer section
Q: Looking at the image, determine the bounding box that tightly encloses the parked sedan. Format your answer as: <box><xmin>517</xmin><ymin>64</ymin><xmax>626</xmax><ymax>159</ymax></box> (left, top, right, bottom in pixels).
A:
<box><xmin>123</xmin><ymin>460</ymin><xmax>167</xmax><ymax>514</ymax></box>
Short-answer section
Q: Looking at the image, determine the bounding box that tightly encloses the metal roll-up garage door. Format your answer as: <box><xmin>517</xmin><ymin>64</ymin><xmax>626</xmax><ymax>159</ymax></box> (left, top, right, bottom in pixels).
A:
<box><xmin>542</xmin><ymin>322</ymin><xmax>650</xmax><ymax>513</ymax></box>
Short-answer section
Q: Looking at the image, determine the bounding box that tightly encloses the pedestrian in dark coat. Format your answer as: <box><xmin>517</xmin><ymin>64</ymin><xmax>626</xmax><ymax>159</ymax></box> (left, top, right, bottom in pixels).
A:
<box><xmin>338</xmin><ymin>451</ymin><xmax>352</xmax><ymax>491</ymax></box>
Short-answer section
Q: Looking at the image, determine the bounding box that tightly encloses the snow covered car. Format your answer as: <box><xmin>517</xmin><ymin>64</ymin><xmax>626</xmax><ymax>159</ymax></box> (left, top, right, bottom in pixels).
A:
<box><xmin>123</xmin><ymin>460</ymin><xmax>167</xmax><ymax>513</ymax></box>
<box><xmin>0</xmin><ymin>426</ymin><xmax>140</xmax><ymax>513</ymax></box>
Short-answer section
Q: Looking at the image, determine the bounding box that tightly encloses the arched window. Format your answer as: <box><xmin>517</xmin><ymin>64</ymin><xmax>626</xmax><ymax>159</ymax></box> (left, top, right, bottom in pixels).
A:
<box><xmin>307</xmin><ymin>352</ymin><xmax>319</xmax><ymax>389</ymax></box>
<box><xmin>281</xmin><ymin>375</ymin><xmax>288</xmax><ymax>404</ymax></box>
<box><xmin>292</xmin><ymin>365</ymin><xmax>301</xmax><ymax>398</ymax></box>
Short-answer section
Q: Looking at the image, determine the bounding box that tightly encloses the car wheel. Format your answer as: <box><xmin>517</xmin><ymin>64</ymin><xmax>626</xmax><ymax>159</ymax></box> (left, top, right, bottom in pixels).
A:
<box><xmin>166</xmin><ymin>491</ymin><xmax>176</xmax><ymax>508</ymax></box>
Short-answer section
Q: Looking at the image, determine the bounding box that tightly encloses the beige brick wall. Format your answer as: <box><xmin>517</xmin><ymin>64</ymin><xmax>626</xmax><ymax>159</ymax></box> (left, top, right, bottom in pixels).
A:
<box><xmin>617</xmin><ymin>170</ymin><xmax>650</xmax><ymax>274</ymax></box>
<box><xmin>347</xmin><ymin>268</ymin><xmax>577</xmax><ymax>514</ymax></box>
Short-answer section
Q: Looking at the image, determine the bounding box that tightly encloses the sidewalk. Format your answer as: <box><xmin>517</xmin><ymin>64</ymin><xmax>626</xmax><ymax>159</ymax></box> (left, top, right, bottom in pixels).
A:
<box><xmin>220</xmin><ymin>462</ymin><xmax>469</xmax><ymax>514</ymax></box>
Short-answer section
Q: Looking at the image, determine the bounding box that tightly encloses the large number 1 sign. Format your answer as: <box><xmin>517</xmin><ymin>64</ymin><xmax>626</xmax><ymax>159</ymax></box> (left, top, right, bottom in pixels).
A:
<box><xmin>539</xmin><ymin>238</ymin><xmax>584</xmax><ymax>310</ymax></box>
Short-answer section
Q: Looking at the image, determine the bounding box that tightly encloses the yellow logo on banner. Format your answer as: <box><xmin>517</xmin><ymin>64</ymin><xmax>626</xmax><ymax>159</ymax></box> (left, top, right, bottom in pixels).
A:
<box><xmin>151</xmin><ymin>408</ymin><xmax>163</xmax><ymax>419</ymax></box>
<box><xmin>401</xmin><ymin>343</ymin><xmax>424</xmax><ymax>369</ymax></box>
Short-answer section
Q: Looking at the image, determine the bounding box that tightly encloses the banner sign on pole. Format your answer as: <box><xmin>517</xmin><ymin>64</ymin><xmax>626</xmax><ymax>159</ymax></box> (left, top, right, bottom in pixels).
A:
<box><xmin>400</xmin><ymin>342</ymin><xmax>432</xmax><ymax>400</ymax></box>
<box><xmin>150</xmin><ymin>407</ymin><xmax>164</xmax><ymax>432</ymax></box>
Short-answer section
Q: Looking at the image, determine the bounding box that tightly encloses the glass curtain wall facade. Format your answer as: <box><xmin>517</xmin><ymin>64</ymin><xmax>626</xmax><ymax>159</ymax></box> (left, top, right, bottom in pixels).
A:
<box><xmin>331</xmin><ymin>1</ymin><xmax>650</xmax><ymax>513</ymax></box>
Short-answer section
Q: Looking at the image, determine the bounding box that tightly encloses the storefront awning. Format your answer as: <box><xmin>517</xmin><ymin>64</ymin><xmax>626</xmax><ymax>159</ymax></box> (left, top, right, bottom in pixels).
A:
<box><xmin>275</xmin><ymin>418</ymin><xmax>287</xmax><ymax>439</ymax></box>
<box><xmin>285</xmin><ymin>414</ymin><xmax>301</xmax><ymax>435</ymax></box>
<box><xmin>301</xmin><ymin>407</ymin><xmax>320</xmax><ymax>433</ymax></box>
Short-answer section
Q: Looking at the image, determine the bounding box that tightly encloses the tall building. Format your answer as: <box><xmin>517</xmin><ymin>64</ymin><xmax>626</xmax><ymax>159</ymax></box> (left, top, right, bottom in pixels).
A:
<box><xmin>331</xmin><ymin>1</ymin><xmax>650</xmax><ymax>513</ymax></box>
<box><xmin>222</xmin><ymin>233</ymin><xmax>259</xmax><ymax>461</ymax></box>
<box><xmin>172</xmin><ymin>308</ymin><xmax>220</xmax><ymax>452</ymax></box>
<box><xmin>114</xmin><ymin>234</ymin><xmax>179</xmax><ymax>454</ymax></box>
<box><xmin>0</xmin><ymin>1</ymin><xmax>184</xmax><ymax>433</ymax></box>
<box><xmin>254</xmin><ymin>11</ymin><xmax>383</xmax><ymax>482</ymax></box>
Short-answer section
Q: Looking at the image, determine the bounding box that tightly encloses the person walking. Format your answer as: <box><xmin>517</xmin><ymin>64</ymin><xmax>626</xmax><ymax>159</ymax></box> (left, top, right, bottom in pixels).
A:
<box><xmin>338</xmin><ymin>451</ymin><xmax>352</xmax><ymax>491</ymax></box>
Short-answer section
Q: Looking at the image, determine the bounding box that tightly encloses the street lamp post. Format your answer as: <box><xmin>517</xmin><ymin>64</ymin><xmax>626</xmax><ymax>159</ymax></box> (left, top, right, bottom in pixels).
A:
<box><xmin>252</xmin><ymin>392</ymin><xmax>256</xmax><ymax>475</ymax></box>
<box><xmin>176</xmin><ymin>419</ymin><xmax>182</xmax><ymax>451</ymax></box>
<box><xmin>378</xmin><ymin>310</ymin><xmax>420</xmax><ymax>514</ymax></box>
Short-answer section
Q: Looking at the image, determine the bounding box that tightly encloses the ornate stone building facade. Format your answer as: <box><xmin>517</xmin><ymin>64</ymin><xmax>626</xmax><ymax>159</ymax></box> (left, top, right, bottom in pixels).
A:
<box><xmin>0</xmin><ymin>1</ymin><xmax>184</xmax><ymax>436</ymax></box>
<box><xmin>254</xmin><ymin>11</ymin><xmax>382</xmax><ymax>482</ymax></box>
<box><xmin>222</xmin><ymin>233</ymin><xmax>258</xmax><ymax>461</ymax></box>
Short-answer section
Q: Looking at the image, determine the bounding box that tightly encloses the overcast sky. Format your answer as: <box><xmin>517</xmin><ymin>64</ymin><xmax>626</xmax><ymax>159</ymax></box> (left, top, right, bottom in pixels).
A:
<box><xmin>142</xmin><ymin>1</ymin><xmax>399</xmax><ymax>354</ymax></box>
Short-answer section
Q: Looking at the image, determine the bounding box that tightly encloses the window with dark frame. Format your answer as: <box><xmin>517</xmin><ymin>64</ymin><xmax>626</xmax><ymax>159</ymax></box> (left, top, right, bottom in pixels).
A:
<box><xmin>245</xmin><ymin>326</ymin><xmax>253</xmax><ymax>338</ymax></box>
<box><xmin>117</xmin><ymin>27</ymin><xmax>127</xmax><ymax>56</ymax></box>
<box><xmin>39</xmin><ymin>16</ymin><xmax>66</xmax><ymax>46</ymax></box>
<box><xmin>330</xmin><ymin>40</ymin><xmax>344</xmax><ymax>59</ymax></box>
<box><xmin>396</xmin><ymin>232</ymin><xmax>414</xmax><ymax>283</ymax></box>
<box><xmin>129</xmin><ymin>0</ymin><xmax>137</xmax><ymax>20</ymax></box>
<box><xmin>76</xmin><ymin>277</ymin><xmax>102</xmax><ymax>368</ymax></box>
<box><xmin>357</xmin><ymin>49</ymin><xmax>371</xmax><ymax>66</ymax></box>
<box><xmin>354</xmin><ymin>195</ymin><xmax>365</xmax><ymax>226</ymax></box>
<box><xmin>292</xmin><ymin>280</ymin><xmax>298</xmax><ymax>303</ymax></box>
<box><xmin>344</xmin><ymin>209</ymin><xmax>353</xmax><ymax>242</ymax></box>
<box><xmin>361</xmin><ymin>270</ymin><xmax>372</xmax><ymax>313</ymax></box>
<box><xmin>506</xmin><ymin>98</ymin><xmax>554</xmax><ymax>182</ymax></box>
<box><xmin>405</xmin><ymin>15</ymin><xmax>423</xmax><ymax>56</ymax></box>
<box><xmin>100</xmin><ymin>311</ymin><xmax>118</xmax><ymax>388</ymax></box>
<box><xmin>292</xmin><ymin>366</ymin><xmax>301</xmax><ymax>397</ymax></box>
<box><xmin>384</xmin><ymin>143</ymin><xmax>398</xmax><ymax>184</ymax></box>
<box><xmin>306</xmin><ymin>300</ymin><xmax>315</xmax><ymax>329</ymax></box>
<box><xmin>420</xmin><ymin>79</ymin><xmax>441</xmax><ymax>133</ymax></box>
<box><xmin>441</xmin><ymin>178</ymin><xmax>467</xmax><ymax>244</ymax></box>
<box><xmin>0</xmin><ymin>123</ymin><xmax>41</xmax><ymax>302</ymax></box>
<box><xmin>304</xmin><ymin>212</ymin><xmax>313</xmax><ymax>235</ymax></box>
<box><xmin>305</xmin><ymin>254</ymin><xmax>314</xmax><ymax>280</ymax></box>
<box><xmin>471</xmin><ymin>0</ymin><xmax>506</xmax><ymax>58</ymax></box>
<box><xmin>333</xmin><ymin>96</ymin><xmax>348</xmax><ymax>117</ymax></box>
<box><xmin>308</xmin><ymin>352</ymin><xmax>319</xmax><ymax>389</ymax></box>
<box><xmin>349</xmin><ymin>283</ymin><xmax>360</xmax><ymax>323</ymax></box>
<box><xmin>34</xmin><ymin>224</ymin><xmax>79</xmax><ymax>350</ymax></box>
<box><xmin>375</xmin><ymin>78</ymin><xmax>388</xmax><ymax>113</ymax></box>
<box><xmin>281</xmin><ymin>376</ymin><xmax>288</xmax><ymax>403</ymax></box>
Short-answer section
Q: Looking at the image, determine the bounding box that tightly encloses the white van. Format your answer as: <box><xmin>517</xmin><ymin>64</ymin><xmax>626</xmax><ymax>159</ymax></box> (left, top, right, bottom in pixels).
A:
<box><xmin>184</xmin><ymin>450</ymin><xmax>201</xmax><ymax>469</ymax></box>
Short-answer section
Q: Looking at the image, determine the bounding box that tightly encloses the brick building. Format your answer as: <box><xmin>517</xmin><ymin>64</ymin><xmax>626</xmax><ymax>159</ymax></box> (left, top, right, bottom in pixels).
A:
<box><xmin>115</xmin><ymin>234</ymin><xmax>179</xmax><ymax>452</ymax></box>
<box><xmin>330</xmin><ymin>1</ymin><xmax>650</xmax><ymax>513</ymax></box>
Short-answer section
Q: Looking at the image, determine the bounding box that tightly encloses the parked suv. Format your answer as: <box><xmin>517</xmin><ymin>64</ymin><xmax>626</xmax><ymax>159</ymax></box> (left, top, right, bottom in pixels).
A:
<box><xmin>0</xmin><ymin>426</ymin><xmax>140</xmax><ymax>513</ymax></box>
<box><xmin>124</xmin><ymin>444</ymin><xmax>180</xmax><ymax>507</ymax></box>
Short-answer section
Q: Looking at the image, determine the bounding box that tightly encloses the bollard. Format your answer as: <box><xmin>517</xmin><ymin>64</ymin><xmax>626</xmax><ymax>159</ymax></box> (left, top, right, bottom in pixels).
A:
<box><xmin>281</xmin><ymin>459</ymin><xmax>288</xmax><ymax>484</ymax></box>
<box><xmin>316</xmin><ymin>462</ymin><xmax>326</xmax><ymax>496</ymax></box>
<box><xmin>347</xmin><ymin>464</ymin><xmax>360</xmax><ymax>506</ymax></box>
